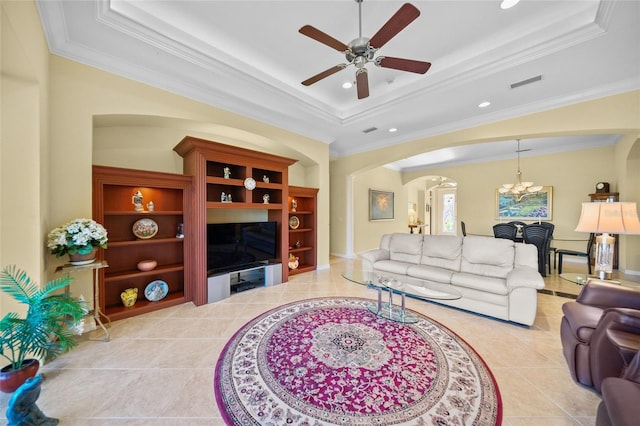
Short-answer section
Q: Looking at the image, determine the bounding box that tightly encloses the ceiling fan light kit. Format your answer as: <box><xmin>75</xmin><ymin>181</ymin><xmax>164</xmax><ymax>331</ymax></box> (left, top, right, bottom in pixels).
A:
<box><xmin>299</xmin><ymin>0</ymin><xmax>431</xmax><ymax>99</ymax></box>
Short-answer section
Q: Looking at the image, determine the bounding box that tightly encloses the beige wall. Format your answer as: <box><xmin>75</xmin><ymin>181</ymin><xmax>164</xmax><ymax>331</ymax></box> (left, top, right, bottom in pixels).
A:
<box><xmin>331</xmin><ymin>91</ymin><xmax>640</xmax><ymax>274</ymax></box>
<box><xmin>1</xmin><ymin>1</ymin><xmax>50</xmax><ymax>315</ymax></box>
<box><xmin>353</xmin><ymin>168</ymin><xmax>408</xmax><ymax>253</ymax></box>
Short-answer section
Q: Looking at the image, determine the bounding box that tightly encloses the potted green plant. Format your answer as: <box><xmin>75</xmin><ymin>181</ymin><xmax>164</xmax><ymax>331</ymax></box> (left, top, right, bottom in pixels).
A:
<box><xmin>47</xmin><ymin>218</ymin><xmax>108</xmax><ymax>265</ymax></box>
<box><xmin>0</xmin><ymin>265</ymin><xmax>88</xmax><ymax>393</ymax></box>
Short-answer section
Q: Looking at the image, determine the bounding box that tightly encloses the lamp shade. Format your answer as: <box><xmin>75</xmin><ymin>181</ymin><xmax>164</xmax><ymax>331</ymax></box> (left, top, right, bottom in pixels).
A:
<box><xmin>574</xmin><ymin>202</ymin><xmax>640</xmax><ymax>234</ymax></box>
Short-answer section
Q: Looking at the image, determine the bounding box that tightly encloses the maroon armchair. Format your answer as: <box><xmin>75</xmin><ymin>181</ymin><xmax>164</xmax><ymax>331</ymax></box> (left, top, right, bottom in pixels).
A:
<box><xmin>560</xmin><ymin>279</ymin><xmax>640</xmax><ymax>393</ymax></box>
<box><xmin>597</xmin><ymin>345</ymin><xmax>640</xmax><ymax>425</ymax></box>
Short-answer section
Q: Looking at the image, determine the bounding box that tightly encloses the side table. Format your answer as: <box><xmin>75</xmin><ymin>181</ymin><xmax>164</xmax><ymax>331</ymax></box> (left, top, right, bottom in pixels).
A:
<box><xmin>55</xmin><ymin>260</ymin><xmax>110</xmax><ymax>342</ymax></box>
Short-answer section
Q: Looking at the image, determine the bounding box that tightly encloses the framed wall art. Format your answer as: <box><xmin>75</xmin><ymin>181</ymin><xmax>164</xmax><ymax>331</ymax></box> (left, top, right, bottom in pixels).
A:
<box><xmin>369</xmin><ymin>189</ymin><xmax>394</xmax><ymax>221</ymax></box>
<box><xmin>496</xmin><ymin>186</ymin><xmax>553</xmax><ymax>220</ymax></box>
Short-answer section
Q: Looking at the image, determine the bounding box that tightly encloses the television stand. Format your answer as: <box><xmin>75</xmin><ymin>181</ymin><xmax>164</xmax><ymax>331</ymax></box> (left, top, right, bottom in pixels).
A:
<box><xmin>207</xmin><ymin>263</ymin><xmax>282</xmax><ymax>303</ymax></box>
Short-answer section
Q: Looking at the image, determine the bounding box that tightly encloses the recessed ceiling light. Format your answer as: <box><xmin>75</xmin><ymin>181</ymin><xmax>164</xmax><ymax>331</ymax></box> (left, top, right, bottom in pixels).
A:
<box><xmin>342</xmin><ymin>82</ymin><xmax>353</xmax><ymax>89</ymax></box>
<box><xmin>478</xmin><ymin>101</ymin><xmax>491</xmax><ymax>108</ymax></box>
<box><xmin>500</xmin><ymin>0</ymin><xmax>521</xmax><ymax>10</ymax></box>
<box><xmin>388</xmin><ymin>128</ymin><xmax>398</xmax><ymax>132</ymax></box>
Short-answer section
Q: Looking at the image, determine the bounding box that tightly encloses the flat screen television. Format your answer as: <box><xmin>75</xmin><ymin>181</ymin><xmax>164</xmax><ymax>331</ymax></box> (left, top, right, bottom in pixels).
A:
<box><xmin>207</xmin><ymin>221</ymin><xmax>278</xmax><ymax>274</ymax></box>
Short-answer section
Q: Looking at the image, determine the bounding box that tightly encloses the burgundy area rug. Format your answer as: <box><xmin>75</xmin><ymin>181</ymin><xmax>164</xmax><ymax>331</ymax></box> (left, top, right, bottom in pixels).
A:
<box><xmin>214</xmin><ymin>297</ymin><xmax>502</xmax><ymax>425</ymax></box>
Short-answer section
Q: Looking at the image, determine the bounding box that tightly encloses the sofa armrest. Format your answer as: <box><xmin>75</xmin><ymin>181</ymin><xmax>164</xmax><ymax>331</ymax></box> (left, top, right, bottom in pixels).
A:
<box><xmin>360</xmin><ymin>249</ymin><xmax>390</xmax><ymax>270</ymax></box>
<box><xmin>506</xmin><ymin>266</ymin><xmax>545</xmax><ymax>290</ymax></box>
<box><xmin>588</xmin><ymin>307</ymin><xmax>640</xmax><ymax>392</ymax></box>
<box><xmin>576</xmin><ymin>280</ymin><xmax>640</xmax><ymax>310</ymax></box>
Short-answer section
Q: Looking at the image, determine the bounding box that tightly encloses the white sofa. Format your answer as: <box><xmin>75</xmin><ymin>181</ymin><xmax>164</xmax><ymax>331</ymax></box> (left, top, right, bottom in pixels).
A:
<box><xmin>360</xmin><ymin>233</ymin><xmax>545</xmax><ymax>326</ymax></box>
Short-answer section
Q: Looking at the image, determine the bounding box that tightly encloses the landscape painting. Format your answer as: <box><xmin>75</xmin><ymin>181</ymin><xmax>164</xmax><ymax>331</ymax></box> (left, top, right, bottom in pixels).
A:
<box><xmin>496</xmin><ymin>186</ymin><xmax>553</xmax><ymax>220</ymax></box>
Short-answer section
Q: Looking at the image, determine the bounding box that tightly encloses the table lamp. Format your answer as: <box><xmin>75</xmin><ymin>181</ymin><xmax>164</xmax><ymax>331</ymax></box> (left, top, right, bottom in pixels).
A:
<box><xmin>574</xmin><ymin>201</ymin><xmax>640</xmax><ymax>279</ymax></box>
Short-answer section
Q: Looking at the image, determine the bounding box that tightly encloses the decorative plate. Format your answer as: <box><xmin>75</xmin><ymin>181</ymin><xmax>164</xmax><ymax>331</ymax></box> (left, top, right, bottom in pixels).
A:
<box><xmin>144</xmin><ymin>280</ymin><xmax>168</xmax><ymax>302</ymax></box>
<box><xmin>244</xmin><ymin>177</ymin><xmax>256</xmax><ymax>190</ymax></box>
<box><xmin>132</xmin><ymin>218</ymin><xmax>158</xmax><ymax>239</ymax></box>
<box><xmin>289</xmin><ymin>216</ymin><xmax>300</xmax><ymax>230</ymax></box>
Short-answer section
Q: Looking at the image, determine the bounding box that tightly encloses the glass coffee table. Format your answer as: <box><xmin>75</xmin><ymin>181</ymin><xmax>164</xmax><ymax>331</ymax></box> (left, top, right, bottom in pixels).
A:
<box><xmin>342</xmin><ymin>270</ymin><xmax>462</xmax><ymax>324</ymax></box>
<box><xmin>560</xmin><ymin>273</ymin><xmax>640</xmax><ymax>288</ymax></box>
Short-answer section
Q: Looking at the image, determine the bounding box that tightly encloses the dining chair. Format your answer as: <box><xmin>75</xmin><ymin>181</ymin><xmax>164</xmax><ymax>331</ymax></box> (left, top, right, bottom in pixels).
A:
<box><xmin>492</xmin><ymin>223</ymin><xmax>517</xmax><ymax>240</ymax></box>
<box><xmin>557</xmin><ymin>233</ymin><xmax>595</xmax><ymax>275</ymax></box>
<box><xmin>537</xmin><ymin>222</ymin><xmax>555</xmax><ymax>274</ymax></box>
<box><xmin>522</xmin><ymin>224</ymin><xmax>552</xmax><ymax>276</ymax></box>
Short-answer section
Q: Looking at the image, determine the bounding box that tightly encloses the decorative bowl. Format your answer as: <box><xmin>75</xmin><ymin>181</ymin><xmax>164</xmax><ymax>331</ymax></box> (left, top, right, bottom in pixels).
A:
<box><xmin>137</xmin><ymin>259</ymin><xmax>157</xmax><ymax>271</ymax></box>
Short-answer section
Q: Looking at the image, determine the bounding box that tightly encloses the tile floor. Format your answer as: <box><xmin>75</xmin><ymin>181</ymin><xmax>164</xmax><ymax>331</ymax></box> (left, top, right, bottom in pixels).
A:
<box><xmin>2</xmin><ymin>258</ymin><xmax>639</xmax><ymax>425</ymax></box>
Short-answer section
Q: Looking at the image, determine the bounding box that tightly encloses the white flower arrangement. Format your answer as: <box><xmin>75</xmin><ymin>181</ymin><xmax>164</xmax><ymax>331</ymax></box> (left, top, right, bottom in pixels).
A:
<box><xmin>47</xmin><ymin>218</ymin><xmax>108</xmax><ymax>257</ymax></box>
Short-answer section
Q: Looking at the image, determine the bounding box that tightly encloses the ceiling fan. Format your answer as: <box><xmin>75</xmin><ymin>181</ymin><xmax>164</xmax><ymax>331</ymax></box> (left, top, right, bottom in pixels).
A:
<box><xmin>299</xmin><ymin>0</ymin><xmax>431</xmax><ymax>99</ymax></box>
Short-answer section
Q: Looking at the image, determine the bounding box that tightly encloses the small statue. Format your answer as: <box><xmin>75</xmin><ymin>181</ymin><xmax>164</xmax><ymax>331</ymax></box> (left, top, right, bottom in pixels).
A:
<box><xmin>291</xmin><ymin>199</ymin><xmax>297</xmax><ymax>212</ymax></box>
<box><xmin>263</xmin><ymin>194</ymin><xmax>270</xmax><ymax>204</ymax></box>
<box><xmin>176</xmin><ymin>223</ymin><xmax>184</xmax><ymax>238</ymax></box>
<box><xmin>227</xmin><ymin>193</ymin><xmax>232</xmax><ymax>202</ymax></box>
<box><xmin>132</xmin><ymin>190</ymin><xmax>144</xmax><ymax>212</ymax></box>
<box><xmin>147</xmin><ymin>201</ymin><xmax>154</xmax><ymax>211</ymax></box>
<box><xmin>6</xmin><ymin>374</ymin><xmax>59</xmax><ymax>425</ymax></box>
<box><xmin>263</xmin><ymin>175</ymin><xmax>269</xmax><ymax>183</ymax></box>
<box><xmin>223</xmin><ymin>167</ymin><xmax>231</xmax><ymax>179</ymax></box>
<box><xmin>221</xmin><ymin>192</ymin><xmax>227</xmax><ymax>202</ymax></box>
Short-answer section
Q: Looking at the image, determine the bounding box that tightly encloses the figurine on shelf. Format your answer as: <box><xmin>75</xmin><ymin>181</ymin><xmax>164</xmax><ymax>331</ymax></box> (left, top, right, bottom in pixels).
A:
<box><xmin>176</xmin><ymin>223</ymin><xmax>184</xmax><ymax>238</ymax></box>
<box><xmin>288</xmin><ymin>253</ymin><xmax>299</xmax><ymax>270</ymax></box>
<box><xmin>295</xmin><ymin>240</ymin><xmax>301</xmax><ymax>248</ymax></box>
<box><xmin>132</xmin><ymin>190</ymin><xmax>144</xmax><ymax>212</ymax></box>
<box><xmin>263</xmin><ymin>175</ymin><xmax>269</xmax><ymax>183</ymax></box>
<box><xmin>223</xmin><ymin>167</ymin><xmax>231</xmax><ymax>179</ymax></box>
<box><xmin>147</xmin><ymin>201</ymin><xmax>154</xmax><ymax>211</ymax></box>
<box><xmin>291</xmin><ymin>198</ymin><xmax>297</xmax><ymax>212</ymax></box>
<box><xmin>227</xmin><ymin>193</ymin><xmax>232</xmax><ymax>202</ymax></box>
<box><xmin>221</xmin><ymin>192</ymin><xmax>227</xmax><ymax>202</ymax></box>
<box><xmin>263</xmin><ymin>194</ymin><xmax>270</xmax><ymax>204</ymax></box>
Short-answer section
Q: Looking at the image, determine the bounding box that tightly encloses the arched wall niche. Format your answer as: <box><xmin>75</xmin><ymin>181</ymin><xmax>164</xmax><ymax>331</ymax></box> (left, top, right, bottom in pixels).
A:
<box><xmin>92</xmin><ymin>114</ymin><xmax>320</xmax><ymax>176</ymax></box>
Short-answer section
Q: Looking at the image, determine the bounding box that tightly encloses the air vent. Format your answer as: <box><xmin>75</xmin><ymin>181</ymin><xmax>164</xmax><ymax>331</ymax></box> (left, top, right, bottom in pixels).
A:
<box><xmin>510</xmin><ymin>75</ymin><xmax>542</xmax><ymax>89</ymax></box>
<box><xmin>362</xmin><ymin>127</ymin><xmax>378</xmax><ymax>134</ymax></box>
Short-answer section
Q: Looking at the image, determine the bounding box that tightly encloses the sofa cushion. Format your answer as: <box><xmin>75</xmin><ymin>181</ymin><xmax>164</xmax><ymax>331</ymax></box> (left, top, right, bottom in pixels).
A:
<box><xmin>372</xmin><ymin>259</ymin><xmax>415</xmax><ymax>276</ymax></box>
<box><xmin>407</xmin><ymin>264</ymin><xmax>456</xmax><ymax>284</ymax></box>
<box><xmin>420</xmin><ymin>235</ymin><xmax>463</xmax><ymax>272</ymax></box>
<box><xmin>460</xmin><ymin>235</ymin><xmax>515</xmax><ymax>278</ymax></box>
<box><xmin>379</xmin><ymin>234</ymin><xmax>392</xmax><ymax>251</ymax></box>
<box><xmin>389</xmin><ymin>233</ymin><xmax>423</xmax><ymax>264</ymax></box>
<box><xmin>450</xmin><ymin>272</ymin><xmax>509</xmax><ymax>295</ymax></box>
<box><xmin>515</xmin><ymin>243</ymin><xmax>539</xmax><ymax>269</ymax></box>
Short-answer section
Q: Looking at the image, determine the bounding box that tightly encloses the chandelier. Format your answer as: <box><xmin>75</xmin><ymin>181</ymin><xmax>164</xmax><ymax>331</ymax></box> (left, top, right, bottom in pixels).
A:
<box><xmin>498</xmin><ymin>139</ymin><xmax>543</xmax><ymax>199</ymax></box>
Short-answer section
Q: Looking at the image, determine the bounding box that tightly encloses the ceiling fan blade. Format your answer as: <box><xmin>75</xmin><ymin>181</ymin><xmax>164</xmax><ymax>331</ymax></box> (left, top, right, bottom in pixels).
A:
<box><xmin>299</xmin><ymin>25</ymin><xmax>349</xmax><ymax>52</ymax></box>
<box><xmin>301</xmin><ymin>64</ymin><xmax>347</xmax><ymax>86</ymax></box>
<box><xmin>356</xmin><ymin>68</ymin><xmax>369</xmax><ymax>99</ymax></box>
<box><xmin>369</xmin><ymin>3</ymin><xmax>420</xmax><ymax>49</ymax></box>
<box><xmin>377</xmin><ymin>56</ymin><xmax>431</xmax><ymax>74</ymax></box>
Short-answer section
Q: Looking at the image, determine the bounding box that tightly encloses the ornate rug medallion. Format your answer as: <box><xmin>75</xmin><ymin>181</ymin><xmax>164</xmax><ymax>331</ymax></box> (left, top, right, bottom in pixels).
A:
<box><xmin>215</xmin><ymin>298</ymin><xmax>502</xmax><ymax>425</ymax></box>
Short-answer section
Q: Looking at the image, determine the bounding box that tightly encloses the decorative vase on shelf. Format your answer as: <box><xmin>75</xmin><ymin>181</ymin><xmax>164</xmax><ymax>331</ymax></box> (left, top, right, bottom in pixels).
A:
<box><xmin>120</xmin><ymin>288</ymin><xmax>138</xmax><ymax>307</ymax></box>
<box><xmin>68</xmin><ymin>248</ymin><xmax>98</xmax><ymax>266</ymax></box>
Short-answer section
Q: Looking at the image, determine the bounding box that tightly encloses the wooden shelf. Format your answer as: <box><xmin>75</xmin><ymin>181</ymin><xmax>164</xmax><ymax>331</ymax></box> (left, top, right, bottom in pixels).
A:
<box><xmin>288</xmin><ymin>186</ymin><xmax>318</xmax><ymax>277</ymax></box>
<box><xmin>174</xmin><ymin>136</ymin><xmax>297</xmax><ymax>304</ymax></box>
<box><xmin>93</xmin><ymin>165</ymin><xmax>193</xmax><ymax>321</ymax></box>
<box><xmin>105</xmin><ymin>292</ymin><xmax>186</xmax><ymax>321</ymax></box>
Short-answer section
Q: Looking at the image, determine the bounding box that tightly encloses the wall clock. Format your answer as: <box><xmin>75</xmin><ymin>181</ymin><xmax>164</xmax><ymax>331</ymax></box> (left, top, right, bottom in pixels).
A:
<box><xmin>595</xmin><ymin>182</ymin><xmax>610</xmax><ymax>193</ymax></box>
<box><xmin>244</xmin><ymin>177</ymin><xmax>256</xmax><ymax>190</ymax></box>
